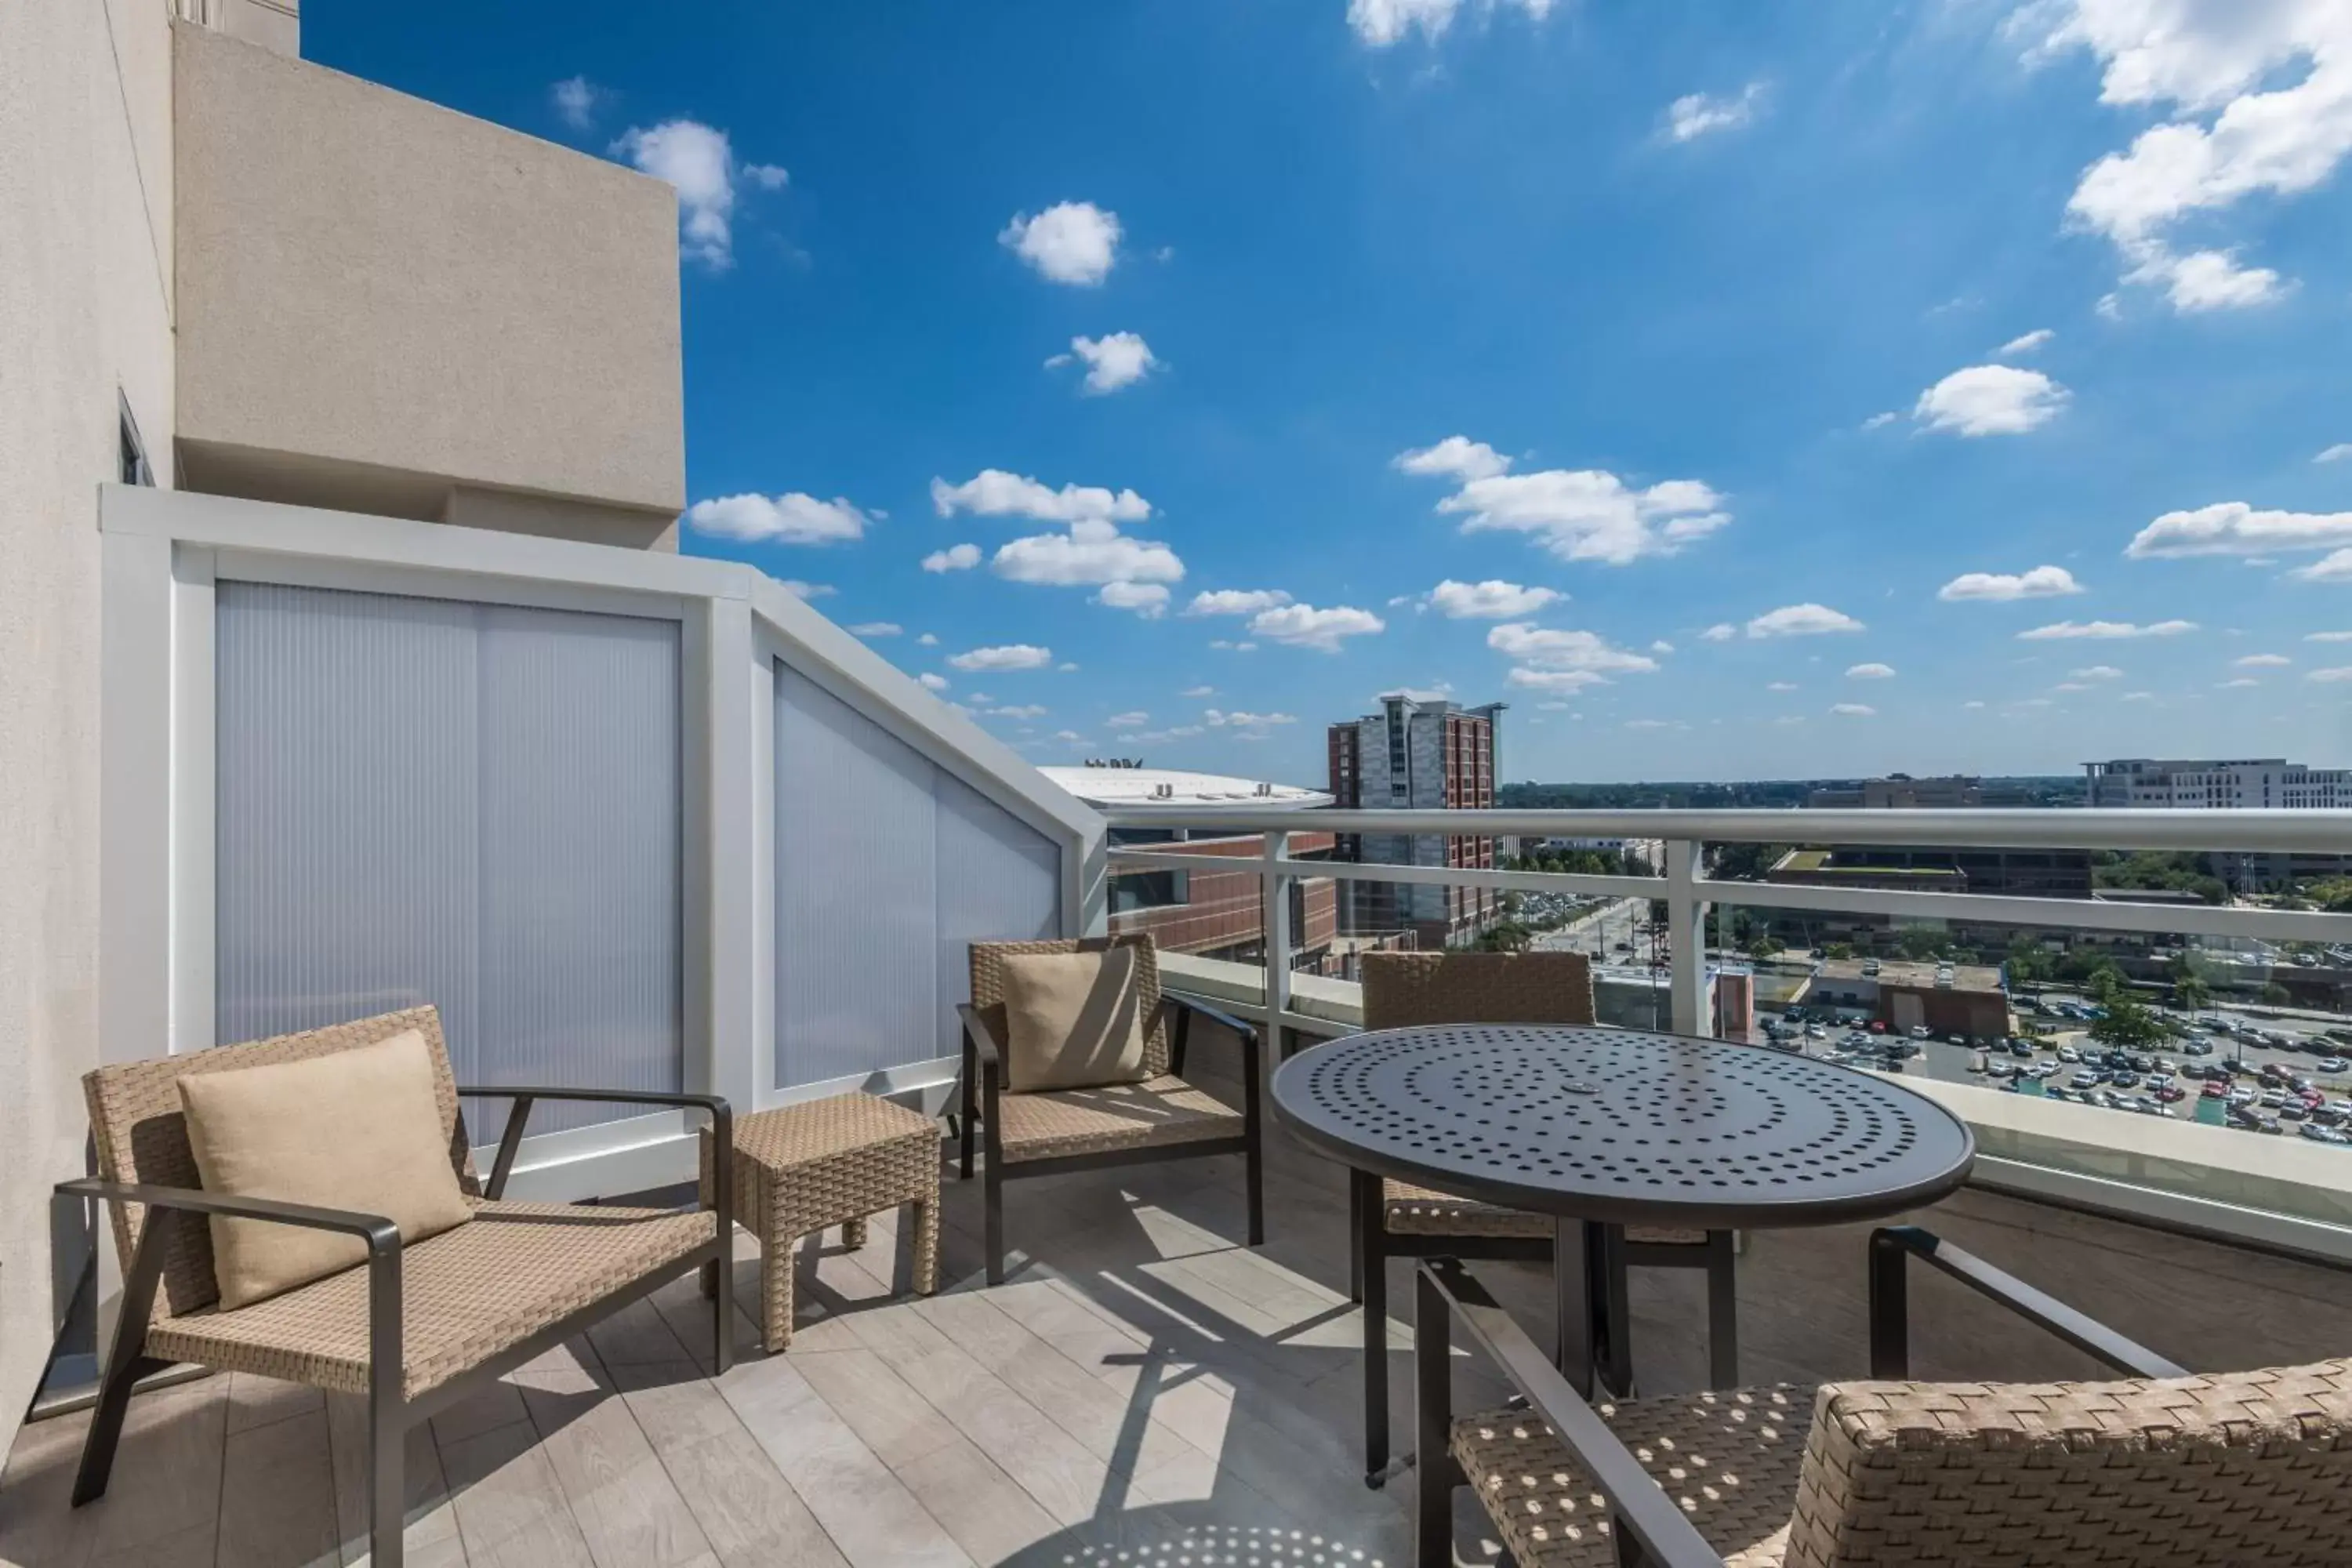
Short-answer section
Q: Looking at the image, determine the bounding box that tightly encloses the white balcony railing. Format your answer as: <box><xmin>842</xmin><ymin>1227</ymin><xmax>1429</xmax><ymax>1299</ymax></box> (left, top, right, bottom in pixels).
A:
<box><xmin>1104</xmin><ymin>804</ymin><xmax>2352</xmax><ymax>1264</ymax></box>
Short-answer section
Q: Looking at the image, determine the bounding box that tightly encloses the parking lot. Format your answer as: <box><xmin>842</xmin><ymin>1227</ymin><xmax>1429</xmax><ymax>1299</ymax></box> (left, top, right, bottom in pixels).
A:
<box><xmin>1755</xmin><ymin>1000</ymin><xmax>2352</xmax><ymax>1149</ymax></box>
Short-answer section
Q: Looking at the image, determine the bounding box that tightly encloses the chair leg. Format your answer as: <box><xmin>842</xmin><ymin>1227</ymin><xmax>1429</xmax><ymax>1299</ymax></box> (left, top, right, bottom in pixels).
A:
<box><xmin>71</xmin><ymin>1217</ymin><xmax>169</xmax><ymax>1507</ymax></box>
<box><xmin>763</xmin><ymin>1228</ymin><xmax>797</xmax><ymax>1355</ymax></box>
<box><xmin>1243</xmin><ymin>1131</ymin><xmax>1265</xmax><ymax>1248</ymax></box>
<box><xmin>985</xmin><ymin>1161</ymin><xmax>1007</xmax><ymax>1287</ymax></box>
<box><xmin>1356</xmin><ymin>1171</ymin><xmax>1389</xmax><ymax>1486</ymax></box>
<box><xmin>911</xmin><ymin>1196</ymin><xmax>941</xmax><ymax>1296</ymax></box>
<box><xmin>368</xmin><ymin>1247</ymin><xmax>406</xmax><ymax>1568</ymax></box>
<box><xmin>1704</xmin><ymin>1229</ymin><xmax>1738</xmax><ymax>1389</ymax></box>
<box><xmin>842</xmin><ymin>1216</ymin><xmax>869</xmax><ymax>1250</ymax></box>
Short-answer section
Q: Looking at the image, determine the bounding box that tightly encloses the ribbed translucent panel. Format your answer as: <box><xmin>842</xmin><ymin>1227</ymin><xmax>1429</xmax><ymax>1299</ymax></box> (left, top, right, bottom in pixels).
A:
<box><xmin>774</xmin><ymin>662</ymin><xmax>1060</xmax><ymax>1089</ymax></box>
<box><xmin>215</xmin><ymin>582</ymin><xmax>684</xmax><ymax>1135</ymax></box>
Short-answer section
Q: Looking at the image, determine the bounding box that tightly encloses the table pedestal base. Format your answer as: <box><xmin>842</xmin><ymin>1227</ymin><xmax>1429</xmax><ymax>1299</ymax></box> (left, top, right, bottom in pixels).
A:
<box><xmin>1554</xmin><ymin>1218</ymin><xmax>1635</xmax><ymax>1399</ymax></box>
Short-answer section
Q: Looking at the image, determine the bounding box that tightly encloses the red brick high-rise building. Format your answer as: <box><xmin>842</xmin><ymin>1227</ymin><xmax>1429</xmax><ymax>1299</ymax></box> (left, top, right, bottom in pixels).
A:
<box><xmin>1327</xmin><ymin>693</ymin><xmax>1501</xmax><ymax>948</ymax></box>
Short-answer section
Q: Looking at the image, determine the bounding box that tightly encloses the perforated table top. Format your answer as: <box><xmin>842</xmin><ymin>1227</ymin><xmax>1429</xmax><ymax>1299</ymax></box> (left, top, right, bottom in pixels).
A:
<box><xmin>1272</xmin><ymin>1024</ymin><xmax>1975</xmax><ymax>1229</ymax></box>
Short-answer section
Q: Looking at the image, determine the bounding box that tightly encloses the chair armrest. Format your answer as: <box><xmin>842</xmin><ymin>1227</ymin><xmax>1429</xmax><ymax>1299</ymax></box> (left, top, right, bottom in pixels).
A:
<box><xmin>453</xmin><ymin>1088</ymin><xmax>731</xmax><ymax>1203</ymax></box>
<box><xmin>1868</xmin><ymin>1225</ymin><xmax>2187</xmax><ymax>1380</ymax></box>
<box><xmin>955</xmin><ymin>1003</ymin><xmax>1004</xmax><ymax>1073</ymax></box>
<box><xmin>1423</xmin><ymin>1259</ymin><xmax>1725</xmax><ymax>1568</ymax></box>
<box><xmin>56</xmin><ymin>1177</ymin><xmax>401</xmax><ymax>1254</ymax></box>
<box><xmin>1164</xmin><ymin>992</ymin><xmax>1258</xmax><ymax>1043</ymax></box>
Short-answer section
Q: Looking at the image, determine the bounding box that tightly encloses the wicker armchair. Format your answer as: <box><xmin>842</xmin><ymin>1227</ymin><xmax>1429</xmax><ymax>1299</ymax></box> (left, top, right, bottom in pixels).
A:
<box><xmin>58</xmin><ymin>1007</ymin><xmax>732</xmax><ymax>1568</ymax></box>
<box><xmin>958</xmin><ymin>936</ymin><xmax>1263</xmax><ymax>1285</ymax></box>
<box><xmin>1351</xmin><ymin>951</ymin><xmax>1738</xmax><ymax>1488</ymax></box>
<box><xmin>1415</xmin><ymin>1227</ymin><xmax>2352</xmax><ymax>1567</ymax></box>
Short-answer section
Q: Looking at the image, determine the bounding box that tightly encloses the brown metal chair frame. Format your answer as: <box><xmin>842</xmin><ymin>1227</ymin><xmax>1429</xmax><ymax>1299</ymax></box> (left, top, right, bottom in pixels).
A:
<box><xmin>957</xmin><ymin>936</ymin><xmax>1265</xmax><ymax>1286</ymax></box>
<box><xmin>61</xmin><ymin>1037</ymin><xmax>732</xmax><ymax>1568</ymax></box>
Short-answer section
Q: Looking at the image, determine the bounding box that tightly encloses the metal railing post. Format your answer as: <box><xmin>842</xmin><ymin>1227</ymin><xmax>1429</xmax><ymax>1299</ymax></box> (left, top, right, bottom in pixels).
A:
<box><xmin>1664</xmin><ymin>837</ymin><xmax>1710</xmax><ymax>1037</ymax></box>
<box><xmin>1261</xmin><ymin>829</ymin><xmax>1294</xmax><ymax>1053</ymax></box>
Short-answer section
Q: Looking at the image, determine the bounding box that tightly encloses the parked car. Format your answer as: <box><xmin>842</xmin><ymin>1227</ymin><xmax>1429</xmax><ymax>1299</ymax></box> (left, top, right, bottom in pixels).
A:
<box><xmin>2301</xmin><ymin>1124</ymin><xmax>2351</xmax><ymax>1145</ymax></box>
<box><xmin>2181</xmin><ymin>1040</ymin><xmax>2211</xmax><ymax>1058</ymax></box>
<box><xmin>2281</xmin><ymin>1102</ymin><xmax>2310</xmax><ymax>1121</ymax></box>
<box><xmin>1867</xmin><ymin>1020</ymin><xmax>1886</xmax><ymax>1033</ymax></box>
<box><xmin>2318</xmin><ymin>1056</ymin><xmax>2350</xmax><ymax>1074</ymax></box>
<box><xmin>2157</xmin><ymin>1085</ymin><xmax>2187</xmax><ymax>1103</ymax></box>
<box><xmin>2200</xmin><ymin>1080</ymin><xmax>2227</xmax><ymax>1099</ymax></box>
<box><xmin>2056</xmin><ymin>1044</ymin><xmax>2080</xmax><ymax>1063</ymax></box>
<box><xmin>1909</xmin><ymin>1025</ymin><xmax>1930</xmax><ymax>1040</ymax></box>
<box><xmin>2071</xmin><ymin>1069</ymin><xmax>2101</xmax><ymax>1090</ymax></box>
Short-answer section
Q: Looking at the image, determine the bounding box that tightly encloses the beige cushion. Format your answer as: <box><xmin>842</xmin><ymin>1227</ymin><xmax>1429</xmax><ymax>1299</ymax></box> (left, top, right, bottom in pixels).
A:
<box><xmin>1000</xmin><ymin>948</ymin><xmax>1151</xmax><ymax>1093</ymax></box>
<box><xmin>180</xmin><ymin>1029</ymin><xmax>474</xmax><ymax>1308</ymax></box>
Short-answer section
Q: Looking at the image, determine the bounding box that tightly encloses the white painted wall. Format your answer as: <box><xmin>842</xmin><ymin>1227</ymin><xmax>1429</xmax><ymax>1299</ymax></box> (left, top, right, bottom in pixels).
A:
<box><xmin>0</xmin><ymin>0</ymin><xmax>178</xmax><ymax>1451</ymax></box>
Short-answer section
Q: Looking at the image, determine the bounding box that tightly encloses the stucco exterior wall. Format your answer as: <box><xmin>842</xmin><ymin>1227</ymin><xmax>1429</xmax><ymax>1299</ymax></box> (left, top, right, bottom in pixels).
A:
<box><xmin>0</xmin><ymin>0</ymin><xmax>180</xmax><ymax>1453</ymax></box>
<box><xmin>173</xmin><ymin>20</ymin><xmax>685</xmax><ymax>532</ymax></box>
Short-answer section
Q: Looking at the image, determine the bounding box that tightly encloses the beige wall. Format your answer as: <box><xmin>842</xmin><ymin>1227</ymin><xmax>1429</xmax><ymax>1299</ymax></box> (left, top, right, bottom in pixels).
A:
<box><xmin>0</xmin><ymin>0</ymin><xmax>179</xmax><ymax>1452</ymax></box>
<box><xmin>173</xmin><ymin>21</ymin><xmax>685</xmax><ymax>539</ymax></box>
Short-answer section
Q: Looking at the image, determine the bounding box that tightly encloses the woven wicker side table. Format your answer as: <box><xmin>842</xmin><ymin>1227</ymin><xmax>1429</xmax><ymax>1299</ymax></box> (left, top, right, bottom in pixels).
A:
<box><xmin>699</xmin><ymin>1092</ymin><xmax>941</xmax><ymax>1352</ymax></box>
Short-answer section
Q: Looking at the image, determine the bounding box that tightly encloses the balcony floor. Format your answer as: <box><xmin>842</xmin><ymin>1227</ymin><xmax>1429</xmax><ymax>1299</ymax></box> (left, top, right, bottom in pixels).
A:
<box><xmin>8</xmin><ymin>1036</ymin><xmax>2352</xmax><ymax>1567</ymax></box>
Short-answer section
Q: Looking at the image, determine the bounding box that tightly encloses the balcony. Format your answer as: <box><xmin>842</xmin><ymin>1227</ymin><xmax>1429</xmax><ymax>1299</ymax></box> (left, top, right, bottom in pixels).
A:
<box><xmin>5</xmin><ymin>487</ymin><xmax>2351</xmax><ymax>1563</ymax></box>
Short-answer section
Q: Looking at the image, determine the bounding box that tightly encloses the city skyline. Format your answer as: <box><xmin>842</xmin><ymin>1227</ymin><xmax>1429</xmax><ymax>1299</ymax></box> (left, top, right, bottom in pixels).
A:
<box><xmin>313</xmin><ymin>2</ymin><xmax>2352</xmax><ymax>784</ymax></box>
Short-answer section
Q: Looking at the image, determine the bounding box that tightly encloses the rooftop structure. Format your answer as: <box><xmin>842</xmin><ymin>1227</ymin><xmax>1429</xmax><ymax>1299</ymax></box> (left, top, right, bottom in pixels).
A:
<box><xmin>1040</xmin><ymin>764</ymin><xmax>1332</xmax><ymax>812</ymax></box>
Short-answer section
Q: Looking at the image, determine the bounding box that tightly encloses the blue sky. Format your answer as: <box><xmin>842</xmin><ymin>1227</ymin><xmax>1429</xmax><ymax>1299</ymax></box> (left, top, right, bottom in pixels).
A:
<box><xmin>311</xmin><ymin>1</ymin><xmax>2352</xmax><ymax>786</ymax></box>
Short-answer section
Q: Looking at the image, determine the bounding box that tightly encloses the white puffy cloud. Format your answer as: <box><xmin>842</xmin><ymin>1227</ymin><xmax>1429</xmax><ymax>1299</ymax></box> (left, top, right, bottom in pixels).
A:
<box><xmin>948</xmin><ymin>644</ymin><xmax>1054</xmax><ymax>672</ymax></box>
<box><xmin>686</xmin><ymin>492</ymin><xmax>867</xmax><ymax>544</ymax></box>
<box><xmin>2123</xmin><ymin>690</ymin><xmax>2157</xmax><ymax>701</ymax></box>
<box><xmin>1507</xmin><ymin>668</ymin><xmax>1609</xmax><ymax>693</ymax></box>
<box><xmin>2237</xmin><ymin>653</ymin><xmax>2293</xmax><ymax>667</ymax></box>
<box><xmin>1095</xmin><ymin>581</ymin><xmax>1170</xmax><ymax>617</ymax></box>
<box><xmin>999</xmin><ymin>201</ymin><xmax>1121</xmax><ymax>285</ymax></box>
<box><xmin>989</xmin><ymin>703</ymin><xmax>1048</xmax><ymax>720</ymax></box>
<box><xmin>551</xmin><ymin>76</ymin><xmax>602</xmax><ymax>131</ymax></box>
<box><xmin>2317</xmin><ymin>443</ymin><xmax>2352</xmax><ymax>463</ymax></box>
<box><xmin>1347</xmin><ymin>0</ymin><xmax>1551</xmax><ymax>48</ymax></box>
<box><xmin>1417</xmin><ymin>463</ymin><xmax>1730</xmax><ymax>565</ymax></box>
<box><xmin>1664</xmin><ymin>82</ymin><xmax>1766</xmax><ymax>142</ymax></box>
<box><xmin>1392</xmin><ymin>437</ymin><xmax>1511</xmax><ymax>481</ymax></box>
<box><xmin>1745</xmin><ymin>603</ymin><xmax>1864</xmax><ymax>637</ymax></box>
<box><xmin>1108</xmin><ymin>711</ymin><xmax>1149</xmax><ymax>729</ymax></box>
<box><xmin>2026</xmin><ymin>0</ymin><xmax>2350</xmax><ymax>310</ymax></box>
<box><xmin>917</xmin><ymin>633</ymin><xmax>938</xmax><ymax>646</ymax></box>
<box><xmin>848</xmin><ymin>622</ymin><xmax>900</xmax><ymax>637</ymax></box>
<box><xmin>1426</xmin><ymin>579</ymin><xmax>1562</xmax><ymax>619</ymax></box>
<box><xmin>1937</xmin><ymin>565</ymin><xmax>2085</xmax><ymax>601</ymax></box>
<box><xmin>2126</xmin><ymin>501</ymin><xmax>2352</xmax><ymax>557</ymax></box>
<box><xmin>1205</xmin><ymin>708</ymin><xmax>1298</xmax><ymax>728</ymax></box>
<box><xmin>1846</xmin><ymin>662</ymin><xmax>1896</xmax><ymax>679</ymax></box>
<box><xmin>918</xmin><ymin>673</ymin><xmax>949</xmax><ymax>692</ymax></box>
<box><xmin>2018</xmin><ymin>619</ymin><xmax>2198</xmax><ymax>639</ymax></box>
<box><xmin>1249</xmin><ymin>603</ymin><xmax>1385</xmax><ymax>652</ymax></box>
<box><xmin>994</xmin><ymin>521</ymin><xmax>1183</xmax><ymax>586</ymax></box>
<box><xmin>1488</xmin><ymin>622</ymin><xmax>1660</xmax><ymax>676</ymax></box>
<box><xmin>1053</xmin><ymin>332</ymin><xmax>1161</xmax><ymax>395</ymax></box>
<box><xmin>922</xmin><ymin>543</ymin><xmax>982</xmax><ymax>573</ymax></box>
<box><xmin>1830</xmin><ymin>702</ymin><xmax>1877</xmax><ymax>717</ymax></box>
<box><xmin>1208</xmin><ymin>639</ymin><xmax>1257</xmax><ymax>652</ymax></box>
<box><xmin>2308</xmin><ymin>666</ymin><xmax>2352</xmax><ymax>682</ymax></box>
<box><xmin>1700</xmin><ymin>622</ymin><xmax>1737</xmax><ymax>641</ymax></box>
<box><xmin>1651</xmin><ymin>640</ymin><xmax>1675</xmax><ymax>655</ymax></box>
<box><xmin>612</xmin><ymin>119</ymin><xmax>781</xmax><ymax>268</ymax></box>
<box><xmin>1862</xmin><ymin>412</ymin><xmax>1900</xmax><ymax>430</ymax></box>
<box><xmin>2072</xmin><ymin>664</ymin><xmax>2125</xmax><ymax>679</ymax></box>
<box><xmin>1913</xmin><ymin>365</ymin><xmax>2069</xmax><ymax>436</ymax></box>
<box><xmin>931</xmin><ymin>470</ymin><xmax>1150</xmax><ymax>526</ymax></box>
<box><xmin>2294</xmin><ymin>549</ymin><xmax>2352</xmax><ymax>583</ymax></box>
<box><xmin>2306</xmin><ymin>630</ymin><xmax>2352</xmax><ymax>641</ymax></box>
<box><xmin>1767</xmin><ymin>681</ymin><xmax>1800</xmax><ymax>691</ymax></box>
<box><xmin>778</xmin><ymin>579</ymin><xmax>833</xmax><ymax>601</ymax></box>
<box><xmin>1996</xmin><ymin>328</ymin><xmax>2055</xmax><ymax>356</ymax></box>
<box><xmin>1186</xmin><ymin>588</ymin><xmax>1293</xmax><ymax>616</ymax></box>
<box><xmin>1180</xmin><ymin>684</ymin><xmax>1216</xmax><ymax>697</ymax></box>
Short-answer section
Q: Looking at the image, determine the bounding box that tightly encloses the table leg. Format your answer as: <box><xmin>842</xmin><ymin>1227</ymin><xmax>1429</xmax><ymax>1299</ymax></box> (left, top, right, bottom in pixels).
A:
<box><xmin>1552</xmin><ymin>1217</ymin><xmax>1592</xmax><ymax>1396</ymax></box>
<box><xmin>1595</xmin><ymin>1224</ymin><xmax>1632</xmax><ymax>1398</ymax></box>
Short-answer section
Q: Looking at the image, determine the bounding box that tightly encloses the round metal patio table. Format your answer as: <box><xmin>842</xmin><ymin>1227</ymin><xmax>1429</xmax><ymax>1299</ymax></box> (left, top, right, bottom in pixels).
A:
<box><xmin>1271</xmin><ymin>1022</ymin><xmax>1976</xmax><ymax>1396</ymax></box>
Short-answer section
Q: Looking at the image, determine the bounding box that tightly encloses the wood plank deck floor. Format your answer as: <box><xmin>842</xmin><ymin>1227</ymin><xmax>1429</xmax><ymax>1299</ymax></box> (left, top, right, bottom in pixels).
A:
<box><xmin>9</xmin><ymin>1036</ymin><xmax>2352</xmax><ymax>1567</ymax></box>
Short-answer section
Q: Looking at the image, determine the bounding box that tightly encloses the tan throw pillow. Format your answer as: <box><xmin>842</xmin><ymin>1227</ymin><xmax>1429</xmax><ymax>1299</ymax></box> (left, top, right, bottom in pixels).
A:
<box><xmin>180</xmin><ymin>1029</ymin><xmax>474</xmax><ymax>1308</ymax></box>
<box><xmin>999</xmin><ymin>948</ymin><xmax>1152</xmax><ymax>1093</ymax></box>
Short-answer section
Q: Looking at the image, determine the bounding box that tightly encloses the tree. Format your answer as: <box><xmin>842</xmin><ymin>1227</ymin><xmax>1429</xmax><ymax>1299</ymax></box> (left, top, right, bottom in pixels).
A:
<box><xmin>2263</xmin><ymin>981</ymin><xmax>2292</xmax><ymax>1006</ymax></box>
<box><xmin>1895</xmin><ymin>925</ymin><xmax>1950</xmax><ymax>962</ymax></box>
<box><xmin>2088</xmin><ymin>991</ymin><xmax>2166</xmax><ymax>1049</ymax></box>
<box><xmin>2173</xmin><ymin>973</ymin><xmax>2211</xmax><ymax>1015</ymax></box>
<box><xmin>1475</xmin><ymin>920</ymin><xmax>1534</xmax><ymax>954</ymax></box>
<box><xmin>1740</xmin><ymin>932</ymin><xmax>1784</xmax><ymax>960</ymax></box>
<box><xmin>1824</xmin><ymin>942</ymin><xmax>1854</xmax><ymax>960</ymax></box>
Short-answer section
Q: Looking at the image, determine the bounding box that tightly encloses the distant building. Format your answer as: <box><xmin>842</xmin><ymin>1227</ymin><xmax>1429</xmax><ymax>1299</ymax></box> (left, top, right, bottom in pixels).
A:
<box><xmin>1042</xmin><ymin>764</ymin><xmax>1337</xmax><ymax>967</ymax></box>
<box><xmin>1795</xmin><ymin>774</ymin><xmax>2092</xmax><ymax>899</ymax></box>
<box><xmin>1807</xmin><ymin>957</ymin><xmax>2009</xmax><ymax>1040</ymax></box>
<box><xmin>2084</xmin><ymin>758</ymin><xmax>2352</xmax><ymax>885</ymax></box>
<box><xmin>1327</xmin><ymin>694</ymin><xmax>1502</xmax><ymax>948</ymax></box>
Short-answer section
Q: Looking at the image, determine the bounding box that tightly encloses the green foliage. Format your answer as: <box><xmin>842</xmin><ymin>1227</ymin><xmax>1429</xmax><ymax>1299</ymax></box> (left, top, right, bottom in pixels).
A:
<box><xmin>1711</xmin><ymin>842</ymin><xmax>1792</xmax><ymax>882</ymax></box>
<box><xmin>2088</xmin><ymin>991</ymin><xmax>2166</xmax><ymax>1048</ymax></box>
<box><xmin>2091</xmin><ymin>850</ymin><xmax>2225</xmax><ymax>904</ymax></box>
<box><xmin>1824</xmin><ymin>942</ymin><xmax>1854</xmax><ymax>960</ymax></box>
<box><xmin>1474</xmin><ymin>920</ymin><xmax>1535</xmax><ymax>953</ymax></box>
<box><xmin>2263</xmin><ymin>981</ymin><xmax>2292</xmax><ymax>1005</ymax></box>
<box><xmin>1894</xmin><ymin>925</ymin><xmax>1952</xmax><ymax>961</ymax></box>
<box><xmin>2303</xmin><ymin>877</ymin><xmax>2352</xmax><ymax>913</ymax></box>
